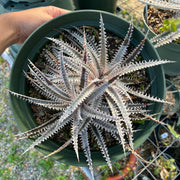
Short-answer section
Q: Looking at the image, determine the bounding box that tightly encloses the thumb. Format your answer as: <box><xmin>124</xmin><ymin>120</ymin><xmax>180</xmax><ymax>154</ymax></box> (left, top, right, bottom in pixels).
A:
<box><xmin>46</xmin><ymin>6</ymin><xmax>71</xmax><ymax>18</ymax></box>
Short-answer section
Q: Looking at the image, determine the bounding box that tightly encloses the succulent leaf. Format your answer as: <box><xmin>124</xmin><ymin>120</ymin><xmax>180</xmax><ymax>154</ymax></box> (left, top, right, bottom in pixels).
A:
<box><xmin>110</xmin><ymin>19</ymin><xmax>134</xmax><ymax>66</ymax></box>
<box><xmin>106</xmin><ymin>87</ymin><xmax>134</xmax><ymax>149</ymax></box>
<box><xmin>15</xmin><ymin>113</ymin><xmax>62</xmax><ymax>140</ymax></box>
<box><xmin>152</xmin><ymin>28</ymin><xmax>180</xmax><ymax>47</ymax></box>
<box><xmin>9</xmin><ymin>90</ymin><xmax>68</xmax><ymax>110</ymax></box>
<box><xmin>110</xmin><ymin>60</ymin><xmax>174</xmax><ymax>78</ymax></box>
<box><xmin>90</xmin><ymin>125</ymin><xmax>113</xmax><ymax>172</ymax></box>
<box><xmin>80</xmin><ymin>130</ymin><xmax>94</xmax><ymax>180</ymax></box>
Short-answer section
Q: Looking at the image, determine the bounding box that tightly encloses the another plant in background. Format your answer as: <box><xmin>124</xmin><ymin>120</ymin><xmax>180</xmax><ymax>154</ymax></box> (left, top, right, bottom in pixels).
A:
<box><xmin>139</xmin><ymin>0</ymin><xmax>180</xmax><ymax>47</ymax></box>
<box><xmin>160</xmin><ymin>18</ymin><xmax>180</xmax><ymax>33</ymax></box>
<box><xmin>159</xmin><ymin>18</ymin><xmax>180</xmax><ymax>44</ymax></box>
<box><xmin>151</xmin><ymin>155</ymin><xmax>177</xmax><ymax>180</ymax></box>
<box><xmin>9</xmin><ymin>14</ymin><xmax>172</xmax><ymax>179</ymax></box>
<box><xmin>167</xmin><ymin>124</ymin><xmax>180</xmax><ymax>139</ymax></box>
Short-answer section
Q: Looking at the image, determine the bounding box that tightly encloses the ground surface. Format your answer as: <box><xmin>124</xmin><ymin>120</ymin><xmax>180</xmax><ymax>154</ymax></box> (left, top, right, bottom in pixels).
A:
<box><xmin>0</xmin><ymin>58</ymin><xmax>80</xmax><ymax>180</ymax></box>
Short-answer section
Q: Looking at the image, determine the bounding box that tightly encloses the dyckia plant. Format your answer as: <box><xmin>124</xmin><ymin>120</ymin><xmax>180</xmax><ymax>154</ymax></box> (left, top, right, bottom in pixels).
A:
<box><xmin>9</xmin><ymin>14</ymin><xmax>172</xmax><ymax>179</ymax></box>
<box><xmin>139</xmin><ymin>0</ymin><xmax>180</xmax><ymax>47</ymax></box>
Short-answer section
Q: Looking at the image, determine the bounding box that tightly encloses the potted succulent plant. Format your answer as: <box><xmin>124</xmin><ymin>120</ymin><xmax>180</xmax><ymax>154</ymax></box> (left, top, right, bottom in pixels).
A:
<box><xmin>139</xmin><ymin>0</ymin><xmax>180</xmax><ymax>76</ymax></box>
<box><xmin>9</xmin><ymin>10</ymin><xmax>172</xmax><ymax>179</ymax></box>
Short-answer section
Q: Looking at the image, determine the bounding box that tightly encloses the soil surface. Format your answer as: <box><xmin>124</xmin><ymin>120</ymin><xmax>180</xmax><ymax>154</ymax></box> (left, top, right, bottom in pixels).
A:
<box><xmin>147</xmin><ymin>6</ymin><xmax>174</xmax><ymax>34</ymax></box>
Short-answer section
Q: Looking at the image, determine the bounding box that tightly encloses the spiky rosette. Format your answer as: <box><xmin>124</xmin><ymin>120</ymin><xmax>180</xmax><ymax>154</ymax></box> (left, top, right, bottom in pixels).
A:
<box><xmin>9</xmin><ymin>14</ymin><xmax>173</xmax><ymax>180</ymax></box>
<box><xmin>139</xmin><ymin>0</ymin><xmax>180</xmax><ymax>12</ymax></box>
<box><xmin>139</xmin><ymin>0</ymin><xmax>180</xmax><ymax>46</ymax></box>
<box><xmin>151</xmin><ymin>24</ymin><xmax>180</xmax><ymax>47</ymax></box>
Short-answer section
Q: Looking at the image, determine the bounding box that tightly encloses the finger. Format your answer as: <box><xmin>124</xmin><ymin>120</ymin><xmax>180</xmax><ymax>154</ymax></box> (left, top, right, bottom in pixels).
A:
<box><xmin>46</xmin><ymin>6</ymin><xmax>71</xmax><ymax>18</ymax></box>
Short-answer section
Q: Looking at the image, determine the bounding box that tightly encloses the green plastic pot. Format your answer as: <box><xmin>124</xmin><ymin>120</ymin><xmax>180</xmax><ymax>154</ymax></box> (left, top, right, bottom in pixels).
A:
<box><xmin>11</xmin><ymin>0</ymin><xmax>41</xmax><ymax>2</ymax></box>
<box><xmin>150</xmin><ymin>113</ymin><xmax>180</xmax><ymax>152</ymax></box>
<box><xmin>74</xmin><ymin>0</ymin><xmax>117</xmax><ymax>13</ymax></box>
<box><xmin>9</xmin><ymin>10</ymin><xmax>165</xmax><ymax>167</ymax></box>
<box><xmin>143</xmin><ymin>6</ymin><xmax>180</xmax><ymax>76</ymax></box>
<box><xmin>12</xmin><ymin>0</ymin><xmax>41</xmax><ymax>2</ymax></box>
<box><xmin>165</xmin><ymin>80</ymin><xmax>180</xmax><ymax>114</ymax></box>
<box><xmin>0</xmin><ymin>0</ymin><xmax>74</xmax><ymax>11</ymax></box>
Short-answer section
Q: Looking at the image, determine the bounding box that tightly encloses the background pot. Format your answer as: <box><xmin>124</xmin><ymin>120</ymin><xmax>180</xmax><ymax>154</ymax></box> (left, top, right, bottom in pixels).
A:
<box><xmin>149</xmin><ymin>112</ymin><xmax>180</xmax><ymax>167</ymax></box>
<box><xmin>143</xmin><ymin>6</ymin><xmax>180</xmax><ymax>76</ymax></box>
<box><xmin>164</xmin><ymin>80</ymin><xmax>180</xmax><ymax>115</ymax></box>
<box><xmin>157</xmin><ymin>116</ymin><xmax>179</xmax><ymax>147</ymax></box>
<box><xmin>9</xmin><ymin>10</ymin><xmax>165</xmax><ymax>167</ymax></box>
<box><xmin>74</xmin><ymin>0</ymin><xmax>117</xmax><ymax>13</ymax></box>
<box><xmin>149</xmin><ymin>80</ymin><xmax>180</xmax><ymax>148</ymax></box>
<box><xmin>0</xmin><ymin>0</ymin><xmax>74</xmax><ymax>12</ymax></box>
<box><xmin>159</xmin><ymin>113</ymin><xmax>180</xmax><ymax>162</ymax></box>
<box><xmin>106</xmin><ymin>150</ymin><xmax>137</xmax><ymax>180</ymax></box>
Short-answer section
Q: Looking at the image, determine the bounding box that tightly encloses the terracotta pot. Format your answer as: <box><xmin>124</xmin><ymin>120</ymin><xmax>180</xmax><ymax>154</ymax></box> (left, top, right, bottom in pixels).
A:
<box><xmin>106</xmin><ymin>150</ymin><xmax>138</xmax><ymax>180</ymax></box>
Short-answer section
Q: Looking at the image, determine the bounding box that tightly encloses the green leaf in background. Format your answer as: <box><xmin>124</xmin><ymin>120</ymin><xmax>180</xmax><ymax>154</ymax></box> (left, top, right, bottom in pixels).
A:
<box><xmin>160</xmin><ymin>18</ymin><xmax>180</xmax><ymax>33</ymax></box>
<box><xmin>174</xmin><ymin>19</ymin><xmax>180</xmax><ymax>25</ymax></box>
<box><xmin>170</xmin><ymin>22</ymin><xmax>177</xmax><ymax>32</ymax></box>
<box><xmin>163</xmin><ymin>19</ymin><xmax>170</xmax><ymax>25</ymax></box>
<box><xmin>167</xmin><ymin>124</ymin><xmax>180</xmax><ymax>139</ymax></box>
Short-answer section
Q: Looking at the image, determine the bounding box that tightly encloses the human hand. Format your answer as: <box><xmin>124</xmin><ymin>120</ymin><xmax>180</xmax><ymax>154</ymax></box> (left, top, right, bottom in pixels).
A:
<box><xmin>0</xmin><ymin>6</ymin><xmax>70</xmax><ymax>55</ymax></box>
<box><xmin>9</xmin><ymin>6</ymin><xmax>70</xmax><ymax>44</ymax></box>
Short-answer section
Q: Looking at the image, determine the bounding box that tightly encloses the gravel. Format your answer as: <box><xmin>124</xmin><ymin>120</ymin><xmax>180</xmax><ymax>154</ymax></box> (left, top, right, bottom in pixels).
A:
<box><xmin>0</xmin><ymin>59</ymin><xmax>77</xmax><ymax>180</ymax></box>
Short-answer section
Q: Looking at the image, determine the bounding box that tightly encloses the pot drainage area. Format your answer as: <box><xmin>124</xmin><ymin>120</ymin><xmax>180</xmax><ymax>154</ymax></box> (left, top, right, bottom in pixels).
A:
<box><xmin>1</xmin><ymin>0</ymin><xmax>180</xmax><ymax>179</ymax></box>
